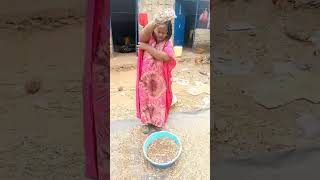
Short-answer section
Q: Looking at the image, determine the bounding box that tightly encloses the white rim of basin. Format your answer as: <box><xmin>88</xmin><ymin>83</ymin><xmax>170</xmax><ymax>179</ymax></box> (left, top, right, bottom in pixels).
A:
<box><xmin>143</xmin><ymin>131</ymin><xmax>182</xmax><ymax>167</ymax></box>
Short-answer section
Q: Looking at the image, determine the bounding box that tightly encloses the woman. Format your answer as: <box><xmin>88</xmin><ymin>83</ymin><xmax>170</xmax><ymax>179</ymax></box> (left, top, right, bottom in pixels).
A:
<box><xmin>136</xmin><ymin>10</ymin><xmax>176</xmax><ymax>134</ymax></box>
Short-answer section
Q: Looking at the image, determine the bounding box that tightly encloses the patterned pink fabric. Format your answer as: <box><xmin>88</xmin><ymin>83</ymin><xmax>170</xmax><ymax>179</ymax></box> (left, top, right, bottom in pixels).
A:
<box><xmin>136</xmin><ymin>36</ymin><xmax>176</xmax><ymax>127</ymax></box>
<box><xmin>83</xmin><ymin>0</ymin><xmax>109</xmax><ymax>179</ymax></box>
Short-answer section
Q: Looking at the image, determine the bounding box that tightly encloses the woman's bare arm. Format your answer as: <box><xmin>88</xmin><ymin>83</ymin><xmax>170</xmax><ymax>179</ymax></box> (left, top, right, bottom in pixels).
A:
<box><xmin>139</xmin><ymin>21</ymin><xmax>157</xmax><ymax>43</ymax></box>
<box><xmin>144</xmin><ymin>45</ymin><xmax>170</xmax><ymax>61</ymax></box>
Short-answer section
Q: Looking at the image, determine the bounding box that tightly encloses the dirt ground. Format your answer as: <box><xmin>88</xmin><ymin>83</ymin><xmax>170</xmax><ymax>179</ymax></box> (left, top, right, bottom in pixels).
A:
<box><xmin>0</xmin><ymin>11</ymin><xmax>88</xmax><ymax>179</ymax></box>
<box><xmin>110</xmin><ymin>110</ymin><xmax>210</xmax><ymax>179</ymax></box>
<box><xmin>213</xmin><ymin>0</ymin><xmax>320</xmax><ymax>159</ymax></box>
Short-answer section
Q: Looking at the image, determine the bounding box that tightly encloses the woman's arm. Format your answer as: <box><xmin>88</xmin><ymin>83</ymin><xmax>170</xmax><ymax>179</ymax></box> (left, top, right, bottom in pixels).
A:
<box><xmin>145</xmin><ymin>46</ymin><xmax>170</xmax><ymax>61</ymax></box>
<box><xmin>139</xmin><ymin>21</ymin><xmax>157</xmax><ymax>43</ymax></box>
<box><xmin>137</xmin><ymin>42</ymin><xmax>170</xmax><ymax>61</ymax></box>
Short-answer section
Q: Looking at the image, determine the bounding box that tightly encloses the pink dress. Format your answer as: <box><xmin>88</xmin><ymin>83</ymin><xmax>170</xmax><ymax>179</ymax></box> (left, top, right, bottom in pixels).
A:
<box><xmin>136</xmin><ymin>36</ymin><xmax>176</xmax><ymax>127</ymax></box>
<box><xmin>83</xmin><ymin>0</ymin><xmax>109</xmax><ymax>179</ymax></box>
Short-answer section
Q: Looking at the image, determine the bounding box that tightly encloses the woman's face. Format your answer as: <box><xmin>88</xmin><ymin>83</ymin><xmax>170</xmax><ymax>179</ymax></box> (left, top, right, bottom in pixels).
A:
<box><xmin>154</xmin><ymin>24</ymin><xmax>168</xmax><ymax>42</ymax></box>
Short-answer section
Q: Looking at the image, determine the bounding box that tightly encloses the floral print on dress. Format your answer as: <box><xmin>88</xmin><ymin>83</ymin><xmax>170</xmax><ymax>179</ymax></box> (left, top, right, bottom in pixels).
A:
<box><xmin>137</xmin><ymin>37</ymin><xmax>168</xmax><ymax>127</ymax></box>
<box><xmin>141</xmin><ymin>103</ymin><xmax>166</xmax><ymax>127</ymax></box>
<box><xmin>140</xmin><ymin>71</ymin><xmax>167</xmax><ymax>99</ymax></box>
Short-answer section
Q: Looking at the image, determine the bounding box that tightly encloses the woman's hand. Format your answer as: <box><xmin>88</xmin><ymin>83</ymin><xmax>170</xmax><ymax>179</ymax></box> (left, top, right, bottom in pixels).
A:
<box><xmin>137</xmin><ymin>42</ymin><xmax>150</xmax><ymax>51</ymax></box>
<box><xmin>154</xmin><ymin>8</ymin><xmax>176</xmax><ymax>24</ymax></box>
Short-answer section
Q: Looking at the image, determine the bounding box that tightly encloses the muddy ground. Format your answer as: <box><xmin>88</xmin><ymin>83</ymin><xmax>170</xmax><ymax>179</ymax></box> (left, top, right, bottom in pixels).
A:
<box><xmin>213</xmin><ymin>0</ymin><xmax>320</xmax><ymax>159</ymax></box>
<box><xmin>110</xmin><ymin>110</ymin><xmax>210</xmax><ymax>179</ymax></box>
<box><xmin>0</xmin><ymin>10</ymin><xmax>88</xmax><ymax>179</ymax></box>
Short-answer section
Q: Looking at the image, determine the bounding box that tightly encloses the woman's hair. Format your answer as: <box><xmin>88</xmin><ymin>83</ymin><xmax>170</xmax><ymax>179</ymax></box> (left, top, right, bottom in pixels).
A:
<box><xmin>153</xmin><ymin>21</ymin><xmax>173</xmax><ymax>41</ymax></box>
<box><xmin>166</xmin><ymin>21</ymin><xmax>173</xmax><ymax>40</ymax></box>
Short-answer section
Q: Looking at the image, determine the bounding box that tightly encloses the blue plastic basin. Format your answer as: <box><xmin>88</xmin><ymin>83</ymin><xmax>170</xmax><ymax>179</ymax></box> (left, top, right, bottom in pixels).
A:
<box><xmin>143</xmin><ymin>131</ymin><xmax>182</xmax><ymax>169</ymax></box>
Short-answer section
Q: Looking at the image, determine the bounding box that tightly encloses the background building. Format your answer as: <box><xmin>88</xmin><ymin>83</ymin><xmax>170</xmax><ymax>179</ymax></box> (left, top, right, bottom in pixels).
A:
<box><xmin>110</xmin><ymin>0</ymin><xmax>210</xmax><ymax>55</ymax></box>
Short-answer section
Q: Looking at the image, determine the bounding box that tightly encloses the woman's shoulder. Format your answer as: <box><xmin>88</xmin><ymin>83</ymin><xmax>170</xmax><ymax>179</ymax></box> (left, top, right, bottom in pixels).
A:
<box><xmin>148</xmin><ymin>35</ymin><xmax>156</xmax><ymax>44</ymax></box>
<box><xmin>165</xmin><ymin>39</ymin><xmax>174</xmax><ymax>48</ymax></box>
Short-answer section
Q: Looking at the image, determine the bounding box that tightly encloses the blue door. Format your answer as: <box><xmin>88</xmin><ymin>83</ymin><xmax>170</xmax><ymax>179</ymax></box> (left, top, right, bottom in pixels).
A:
<box><xmin>174</xmin><ymin>0</ymin><xmax>186</xmax><ymax>46</ymax></box>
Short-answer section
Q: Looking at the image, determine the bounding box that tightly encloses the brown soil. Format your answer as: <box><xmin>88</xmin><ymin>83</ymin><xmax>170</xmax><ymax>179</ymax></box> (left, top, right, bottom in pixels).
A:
<box><xmin>213</xmin><ymin>0</ymin><xmax>320</xmax><ymax>159</ymax></box>
<box><xmin>0</xmin><ymin>9</ymin><xmax>87</xmax><ymax>179</ymax></box>
<box><xmin>111</xmin><ymin>125</ymin><xmax>210</xmax><ymax>179</ymax></box>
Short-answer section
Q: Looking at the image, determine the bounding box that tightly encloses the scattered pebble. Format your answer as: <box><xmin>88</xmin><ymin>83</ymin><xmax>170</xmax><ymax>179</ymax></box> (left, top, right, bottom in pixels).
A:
<box><xmin>118</xmin><ymin>86</ymin><xmax>123</xmax><ymax>91</ymax></box>
<box><xmin>193</xmin><ymin>48</ymin><xmax>205</xmax><ymax>54</ymax></box>
<box><xmin>25</xmin><ymin>78</ymin><xmax>41</xmax><ymax>94</ymax></box>
<box><xmin>225</xmin><ymin>22</ymin><xmax>255</xmax><ymax>31</ymax></box>
<box><xmin>173</xmin><ymin>78</ymin><xmax>189</xmax><ymax>86</ymax></box>
<box><xmin>284</xmin><ymin>27</ymin><xmax>311</xmax><ymax>42</ymax></box>
<box><xmin>248</xmin><ymin>30</ymin><xmax>256</xmax><ymax>36</ymax></box>
<box><xmin>296</xmin><ymin>64</ymin><xmax>312</xmax><ymax>71</ymax></box>
<box><xmin>199</xmin><ymin>71</ymin><xmax>209</xmax><ymax>76</ymax></box>
<box><xmin>195</xmin><ymin>81</ymin><xmax>204</xmax><ymax>86</ymax></box>
<box><xmin>314</xmin><ymin>49</ymin><xmax>320</xmax><ymax>56</ymax></box>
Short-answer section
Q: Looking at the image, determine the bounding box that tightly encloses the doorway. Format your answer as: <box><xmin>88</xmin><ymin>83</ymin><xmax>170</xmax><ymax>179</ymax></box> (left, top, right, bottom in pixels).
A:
<box><xmin>110</xmin><ymin>0</ymin><xmax>137</xmax><ymax>53</ymax></box>
<box><xmin>174</xmin><ymin>0</ymin><xmax>198</xmax><ymax>48</ymax></box>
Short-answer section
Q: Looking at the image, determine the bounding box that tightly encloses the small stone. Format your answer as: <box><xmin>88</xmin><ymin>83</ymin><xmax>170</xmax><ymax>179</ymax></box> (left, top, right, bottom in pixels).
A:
<box><xmin>25</xmin><ymin>78</ymin><xmax>42</xmax><ymax>94</ymax></box>
<box><xmin>194</xmin><ymin>48</ymin><xmax>205</xmax><ymax>54</ymax></box>
<box><xmin>118</xmin><ymin>86</ymin><xmax>123</xmax><ymax>91</ymax></box>
<box><xmin>297</xmin><ymin>64</ymin><xmax>312</xmax><ymax>71</ymax></box>
<box><xmin>16</xmin><ymin>25</ymin><xmax>26</xmax><ymax>31</ymax></box>
<box><xmin>266</xmin><ymin>145</ymin><xmax>271</xmax><ymax>152</ymax></box>
<box><xmin>214</xmin><ymin>119</ymin><xmax>228</xmax><ymax>131</ymax></box>
<box><xmin>224</xmin><ymin>137</ymin><xmax>229</xmax><ymax>142</ymax></box>
<box><xmin>59</xmin><ymin>19</ymin><xmax>71</xmax><ymax>25</ymax></box>
<box><xmin>248</xmin><ymin>30</ymin><xmax>256</xmax><ymax>36</ymax></box>
<box><xmin>199</xmin><ymin>71</ymin><xmax>209</xmax><ymax>76</ymax></box>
